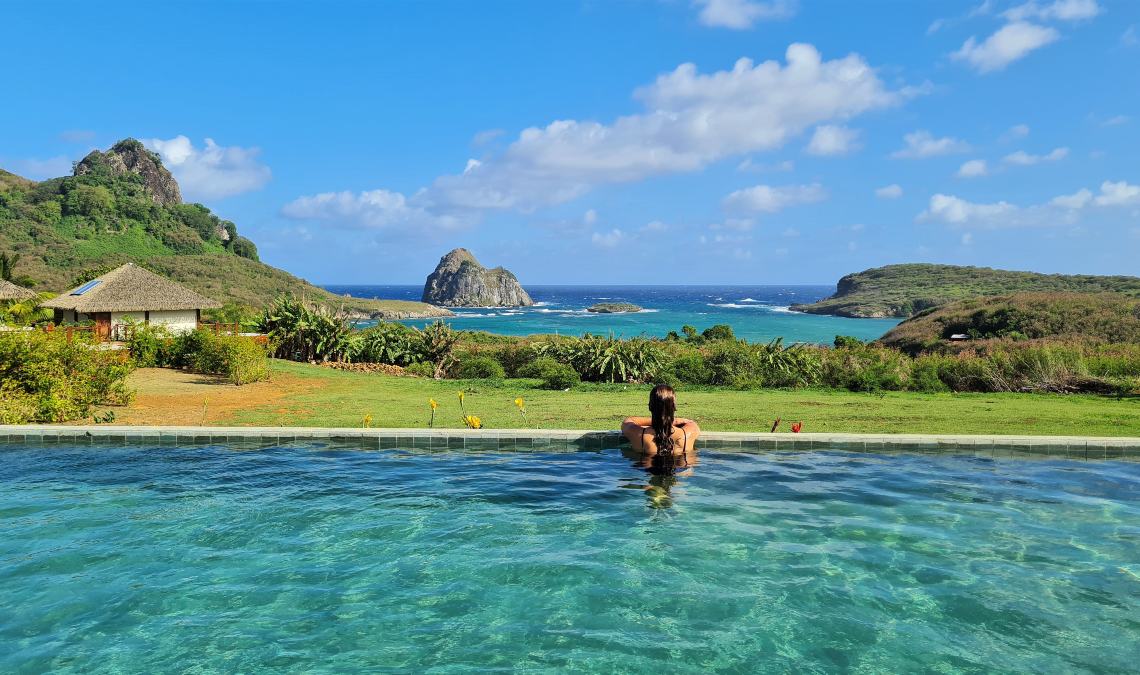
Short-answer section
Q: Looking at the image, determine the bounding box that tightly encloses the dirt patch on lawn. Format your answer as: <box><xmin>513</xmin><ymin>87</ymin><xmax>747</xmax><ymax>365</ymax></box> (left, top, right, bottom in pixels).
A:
<box><xmin>95</xmin><ymin>368</ymin><xmax>315</xmax><ymax>426</ymax></box>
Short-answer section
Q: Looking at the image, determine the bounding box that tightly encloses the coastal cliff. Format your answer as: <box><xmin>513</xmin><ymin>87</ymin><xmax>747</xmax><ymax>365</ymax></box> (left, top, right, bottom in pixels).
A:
<box><xmin>422</xmin><ymin>249</ymin><xmax>534</xmax><ymax>307</ymax></box>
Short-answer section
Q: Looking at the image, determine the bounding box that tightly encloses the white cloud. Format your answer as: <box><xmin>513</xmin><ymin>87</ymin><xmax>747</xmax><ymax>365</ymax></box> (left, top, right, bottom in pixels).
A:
<box><xmin>775</xmin><ymin>247</ymin><xmax>789</xmax><ymax>254</ymax></box>
<box><xmin>692</xmin><ymin>0</ymin><xmax>796</xmax><ymax>29</ymax></box>
<box><xmin>891</xmin><ymin>130</ymin><xmax>972</xmax><ymax>159</ymax></box>
<box><xmin>527</xmin><ymin>209</ymin><xmax>599</xmax><ymax>237</ymax></box>
<box><xmin>280</xmin><ymin>189</ymin><xmax>467</xmax><ymax>232</ymax></box>
<box><xmin>1102</xmin><ymin>115</ymin><xmax>1130</xmax><ymax>127</ymax></box>
<box><xmin>721</xmin><ymin>183</ymin><xmax>827</xmax><ymax>212</ymax></box>
<box><xmin>782</xmin><ymin>227</ymin><xmax>800</xmax><ymax>236</ymax></box>
<box><xmin>1001</xmin><ymin>0</ymin><xmax>1102</xmax><ymax>22</ymax></box>
<box><xmin>1122</xmin><ymin>27</ymin><xmax>1138</xmax><ymax>47</ymax></box>
<box><xmin>850</xmin><ymin>223</ymin><xmax>865</xmax><ymax>231</ymax></box>
<box><xmin>147</xmin><ymin>136</ymin><xmax>272</xmax><ymax>201</ymax></box>
<box><xmin>951</xmin><ymin>22</ymin><xmax>1060</xmax><ymax>73</ymax></box>
<box><xmin>710</xmin><ymin>218</ymin><xmax>756</xmax><ymax>231</ymax></box>
<box><xmin>470</xmin><ymin>129</ymin><xmax>506</xmax><ymax>147</ymax></box>
<box><xmin>1009</xmin><ymin>123</ymin><xmax>1031</xmax><ymax>139</ymax></box>
<box><xmin>0</xmin><ymin>154</ymin><xmax>72</xmax><ymax>179</ymax></box>
<box><xmin>287</xmin><ymin>43</ymin><xmax>916</xmax><ymax>232</ymax></box>
<box><xmin>915</xmin><ymin>193</ymin><xmax>1074</xmax><ymax>228</ymax></box>
<box><xmin>638</xmin><ymin>220</ymin><xmax>670</xmax><ymax>233</ymax></box>
<box><xmin>956</xmin><ymin>159</ymin><xmax>989</xmax><ymax>178</ymax></box>
<box><xmin>847</xmin><ymin>241</ymin><xmax>857</xmax><ymax>251</ymax></box>
<box><xmin>1002</xmin><ymin>147</ymin><xmax>1069</xmax><ymax>164</ymax></box>
<box><xmin>592</xmin><ymin>229</ymin><xmax>625</xmax><ymax>247</ymax></box>
<box><xmin>805</xmin><ymin>125</ymin><xmax>862</xmax><ymax>156</ymax></box>
<box><xmin>736</xmin><ymin>158</ymin><xmax>794</xmax><ymax>172</ymax></box>
<box><xmin>1093</xmin><ymin>180</ymin><xmax>1140</xmax><ymax>207</ymax></box>
<box><xmin>1050</xmin><ymin>188</ymin><xmax>1092</xmax><ymax>209</ymax></box>
<box><xmin>961</xmin><ymin>232</ymin><xmax>973</xmax><ymax>245</ymax></box>
<box><xmin>875</xmin><ymin>184</ymin><xmax>903</xmax><ymax>199</ymax></box>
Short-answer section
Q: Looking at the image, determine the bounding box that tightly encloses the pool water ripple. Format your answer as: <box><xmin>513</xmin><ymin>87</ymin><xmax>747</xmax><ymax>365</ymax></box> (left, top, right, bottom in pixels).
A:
<box><xmin>2</xmin><ymin>445</ymin><xmax>1139</xmax><ymax>673</ymax></box>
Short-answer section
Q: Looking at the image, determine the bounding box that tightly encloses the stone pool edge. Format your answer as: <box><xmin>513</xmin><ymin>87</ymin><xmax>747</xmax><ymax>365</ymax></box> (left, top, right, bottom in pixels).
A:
<box><xmin>2</xmin><ymin>426</ymin><xmax>1139</xmax><ymax>460</ymax></box>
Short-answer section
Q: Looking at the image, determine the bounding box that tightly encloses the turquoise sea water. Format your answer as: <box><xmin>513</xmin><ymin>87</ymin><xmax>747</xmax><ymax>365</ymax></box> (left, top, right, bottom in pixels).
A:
<box><xmin>3</xmin><ymin>445</ymin><xmax>1139</xmax><ymax>674</ymax></box>
<box><xmin>322</xmin><ymin>285</ymin><xmax>902</xmax><ymax>343</ymax></box>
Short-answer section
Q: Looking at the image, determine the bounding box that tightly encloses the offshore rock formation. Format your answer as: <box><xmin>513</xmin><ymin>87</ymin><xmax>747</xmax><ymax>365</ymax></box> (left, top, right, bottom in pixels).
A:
<box><xmin>75</xmin><ymin>138</ymin><xmax>182</xmax><ymax>206</ymax></box>
<box><xmin>422</xmin><ymin>249</ymin><xmax>534</xmax><ymax>307</ymax></box>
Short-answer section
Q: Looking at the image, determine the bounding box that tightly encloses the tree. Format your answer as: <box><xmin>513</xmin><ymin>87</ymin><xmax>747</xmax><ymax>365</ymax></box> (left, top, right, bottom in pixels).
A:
<box><xmin>0</xmin><ymin>252</ymin><xmax>35</xmax><ymax>288</ymax></box>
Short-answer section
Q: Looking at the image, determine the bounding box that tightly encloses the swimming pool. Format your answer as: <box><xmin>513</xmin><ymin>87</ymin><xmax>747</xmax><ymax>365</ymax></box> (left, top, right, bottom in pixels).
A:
<box><xmin>3</xmin><ymin>445</ymin><xmax>1138</xmax><ymax>673</ymax></box>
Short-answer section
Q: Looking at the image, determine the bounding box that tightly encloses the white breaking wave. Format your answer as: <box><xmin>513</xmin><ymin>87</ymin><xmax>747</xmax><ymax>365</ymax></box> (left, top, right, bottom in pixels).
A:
<box><xmin>769</xmin><ymin>306</ymin><xmax>795</xmax><ymax>313</ymax></box>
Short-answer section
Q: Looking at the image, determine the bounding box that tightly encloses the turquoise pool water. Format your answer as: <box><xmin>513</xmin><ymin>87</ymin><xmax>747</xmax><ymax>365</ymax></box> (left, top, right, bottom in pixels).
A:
<box><xmin>3</xmin><ymin>446</ymin><xmax>1139</xmax><ymax>673</ymax></box>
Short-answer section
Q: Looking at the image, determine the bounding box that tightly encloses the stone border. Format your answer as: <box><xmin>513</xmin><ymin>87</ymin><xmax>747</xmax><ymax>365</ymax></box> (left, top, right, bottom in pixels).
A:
<box><xmin>0</xmin><ymin>426</ymin><xmax>1138</xmax><ymax>460</ymax></box>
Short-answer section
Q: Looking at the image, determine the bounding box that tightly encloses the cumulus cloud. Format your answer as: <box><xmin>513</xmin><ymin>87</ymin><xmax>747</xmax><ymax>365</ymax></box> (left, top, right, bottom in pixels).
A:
<box><xmin>875</xmin><ymin>184</ymin><xmax>903</xmax><ymax>198</ymax></box>
<box><xmin>591</xmin><ymin>229</ymin><xmax>625</xmax><ymax>247</ymax></box>
<box><xmin>1093</xmin><ymin>180</ymin><xmax>1140</xmax><ymax>207</ymax></box>
<box><xmin>280</xmin><ymin>189</ymin><xmax>468</xmax><ymax>232</ymax></box>
<box><xmin>721</xmin><ymin>183</ymin><xmax>827</xmax><ymax>213</ymax></box>
<box><xmin>736</xmin><ymin>158</ymin><xmax>794</xmax><ymax>172</ymax></box>
<box><xmin>1002</xmin><ymin>147</ymin><xmax>1069</xmax><ymax>164</ymax></box>
<box><xmin>1001</xmin><ymin>0</ymin><xmax>1101</xmax><ymax>22</ymax></box>
<box><xmin>917</xmin><ymin>180</ymin><xmax>1138</xmax><ymax>228</ymax></box>
<box><xmin>805</xmin><ymin>125</ymin><xmax>862</xmax><ymax>156</ymax></box>
<box><xmin>952</xmin><ymin>22</ymin><xmax>1060</xmax><ymax>73</ymax></box>
<box><xmin>147</xmin><ymin>136</ymin><xmax>272</xmax><ymax>201</ymax></box>
<box><xmin>692</xmin><ymin>0</ymin><xmax>796</xmax><ymax>29</ymax></box>
<box><xmin>915</xmin><ymin>194</ymin><xmax>1069</xmax><ymax>228</ymax></box>
<box><xmin>891</xmin><ymin>130</ymin><xmax>972</xmax><ymax>159</ymax></box>
<box><xmin>956</xmin><ymin>159</ymin><xmax>989</xmax><ymax>177</ymax></box>
<box><xmin>1050</xmin><ymin>189</ymin><xmax>1093</xmax><ymax>209</ymax></box>
<box><xmin>286</xmin><ymin>43</ymin><xmax>916</xmax><ymax>232</ymax></box>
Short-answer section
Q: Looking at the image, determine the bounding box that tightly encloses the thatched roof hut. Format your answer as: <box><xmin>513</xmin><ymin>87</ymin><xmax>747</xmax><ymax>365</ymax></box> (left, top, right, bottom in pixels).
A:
<box><xmin>0</xmin><ymin>279</ymin><xmax>38</xmax><ymax>301</ymax></box>
<box><xmin>42</xmin><ymin>263</ymin><xmax>221</xmax><ymax>313</ymax></box>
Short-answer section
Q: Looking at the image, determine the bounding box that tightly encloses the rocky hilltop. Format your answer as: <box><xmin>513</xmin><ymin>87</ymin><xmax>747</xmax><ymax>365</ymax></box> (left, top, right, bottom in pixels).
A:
<box><xmin>422</xmin><ymin>249</ymin><xmax>534</xmax><ymax>307</ymax></box>
<box><xmin>75</xmin><ymin>138</ymin><xmax>183</xmax><ymax>206</ymax></box>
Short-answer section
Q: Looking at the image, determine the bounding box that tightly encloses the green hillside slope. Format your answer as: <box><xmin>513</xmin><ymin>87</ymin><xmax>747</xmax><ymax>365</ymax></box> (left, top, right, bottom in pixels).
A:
<box><xmin>792</xmin><ymin>264</ymin><xmax>1140</xmax><ymax>318</ymax></box>
<box><xmin>880</xmin><ymin>292</ymin><xmax>1140</xmax><ymax>353</ymax></box>
<box><xmin>0</xmin><ymin>140</ymin><xmax>447</xmax><ymax>319</ymax></box>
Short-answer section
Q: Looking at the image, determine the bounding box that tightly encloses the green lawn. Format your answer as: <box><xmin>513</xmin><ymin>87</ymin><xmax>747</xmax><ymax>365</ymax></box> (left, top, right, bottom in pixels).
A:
<box><xmin>220</xmin><ymin>360</ymin><xmax>1140</xmax><ymax>436</ymax></box>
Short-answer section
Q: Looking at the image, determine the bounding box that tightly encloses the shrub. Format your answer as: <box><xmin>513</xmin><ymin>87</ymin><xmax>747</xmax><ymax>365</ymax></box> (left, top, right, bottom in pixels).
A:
<box><xmin>834</xmin><ymin>335</ymin><xmax>863</xmax><ymax>349</ymax></box>
<box><xmin>492</xmin><ymin>343</ymin><xmax>536</xmax><ymax>377</ymax></box>
<box><xmin>540</xmin><ymin>363</ymin><xmax>580</xmax><ymax>390</ymax></box>
<box><xmin>185</xmin><ymin>329</ymin><xmax>271</xmax><ymax>386</ymax></box>
<box><xmin>532</xmin><ymin>334</ymin><xmax>665</xmax><ymax>383</ymax></box>
<box><xmin>702</xmin><ymin>324</ymin><xmax>735</xmax><ymax>341</ymax></box>
<box><xmin>518</xmin><ymin>356</ymin><xmax>561</xmax><ymax>379</ymax></box>
<box><xmin>0</xmin><ymin>329</ymin><xmax>134</xmax><ymax>422</ymax></box>
<box><xmin>667</xmin><ymin>353</ymin><xmax>709</xmax><ymax>384</ymax></box>
<box><xmin>405</xmin><ymin>362</ymin><xmax>435</xmax><ymax>378</ymax></box>
<box><xmin>455</xmin><ymin>356</ymin><xmax>505</xmax><ymax>379</ymax></box>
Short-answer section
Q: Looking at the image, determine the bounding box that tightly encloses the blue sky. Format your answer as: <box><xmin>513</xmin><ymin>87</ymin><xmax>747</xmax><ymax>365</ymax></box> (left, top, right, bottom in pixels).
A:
<box><xmin>1</xmin><ymin>0</ymin><xmax>1137</xmax><ymax>285</ymax></box>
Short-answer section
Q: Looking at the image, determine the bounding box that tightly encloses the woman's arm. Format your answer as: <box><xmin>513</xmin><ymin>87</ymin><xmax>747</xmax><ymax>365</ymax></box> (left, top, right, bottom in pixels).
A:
<box><xmin>675</xmin><ymin>418</ymin><xmax>701</xmax><ymax>437</ymax></box>
<box><xmin>621</xmin><ymin>417</ymin><xmax>650</xmax><ymax>448</ymax></box>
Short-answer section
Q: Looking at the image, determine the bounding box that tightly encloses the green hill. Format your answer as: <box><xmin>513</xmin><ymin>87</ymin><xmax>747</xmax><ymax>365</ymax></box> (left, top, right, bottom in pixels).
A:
<box><xmin>0</xmin><ymin>139</ymin><xmax>447</xmax><ymax>319</ymax></box>
<box><xmin>879</xmin><ymin>292</ymin><xmax>1140</xmax><ymax>354</ymax></box>
<box><xmin>791</xmin><ymin>263</ymin><xmax>1140</xmax><ymax>318</ymax></box>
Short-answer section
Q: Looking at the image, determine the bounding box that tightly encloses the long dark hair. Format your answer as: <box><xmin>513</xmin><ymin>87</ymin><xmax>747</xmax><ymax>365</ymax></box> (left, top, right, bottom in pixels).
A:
<box><xmin>649</xmin><ymin>384</ymin><xmax>677</xmax><ymax>455</ymax></box>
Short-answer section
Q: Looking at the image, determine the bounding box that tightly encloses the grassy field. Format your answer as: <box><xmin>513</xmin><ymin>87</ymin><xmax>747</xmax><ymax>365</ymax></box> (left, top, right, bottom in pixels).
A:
<box><xmin>110</xmin><ymin>360</ymin><xmax>1140</xmax><ymax>436</ymax></box>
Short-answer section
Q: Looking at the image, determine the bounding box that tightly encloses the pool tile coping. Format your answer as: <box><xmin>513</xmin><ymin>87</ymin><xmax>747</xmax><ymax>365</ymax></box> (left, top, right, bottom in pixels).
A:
<box><xmin>1</xmin><ymin>426</ymin><xmax>1138</xmax><ymax>460</ymax></box>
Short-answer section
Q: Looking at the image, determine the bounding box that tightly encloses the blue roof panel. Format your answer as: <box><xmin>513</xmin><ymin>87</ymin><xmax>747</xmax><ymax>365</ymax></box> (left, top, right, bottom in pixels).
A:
<box><xmin>71</xmin><ymin>280</ymin><xmax>102</xmax><ymax>295</ymax></box>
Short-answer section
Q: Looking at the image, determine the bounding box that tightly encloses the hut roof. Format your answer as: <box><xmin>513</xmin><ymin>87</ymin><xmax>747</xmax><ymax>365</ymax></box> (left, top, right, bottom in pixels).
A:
<box><xmin>0</xmin><ymin>279</ymin><xmax>38</xmax><ymax>301</ymax></box>
<box><xmin>41</xmin><ymin>264</ymin><xmax>221</xmax><ymax>313</ymax></box>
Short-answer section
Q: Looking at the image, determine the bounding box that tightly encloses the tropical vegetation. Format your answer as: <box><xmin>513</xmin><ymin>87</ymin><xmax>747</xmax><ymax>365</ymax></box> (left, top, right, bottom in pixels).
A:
<box><xmin>793</xmin><ymin>263</ymin><xmax>1140</xmax><ymax>318</ymax></box>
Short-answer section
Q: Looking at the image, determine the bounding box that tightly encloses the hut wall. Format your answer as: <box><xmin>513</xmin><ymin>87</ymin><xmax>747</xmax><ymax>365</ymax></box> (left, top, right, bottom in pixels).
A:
<box><xmin>141</xmin><ymin>310</ymin><xmax>198</xmax><ymax>334</ymax></box>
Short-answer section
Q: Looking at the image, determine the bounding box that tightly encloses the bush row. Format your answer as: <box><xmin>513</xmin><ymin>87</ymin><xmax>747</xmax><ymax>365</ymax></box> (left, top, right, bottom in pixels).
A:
<box><xmin>130</xmin><ymin>326</ymin><xmax>272</xmax><ymax>386</ymax></box>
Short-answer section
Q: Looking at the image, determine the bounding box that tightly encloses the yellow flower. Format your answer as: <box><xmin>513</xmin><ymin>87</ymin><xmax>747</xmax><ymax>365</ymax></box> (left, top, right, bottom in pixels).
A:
<box><xmin>463</xmin><ymin>415</ymin><xmax>482</xmax><ymax>429</ymax></box>
<box><xmin>363</xmin><ymin>414</ymin><xmax>372</xmax><ymax>428</ymax></box>
<box><xmin>514</xmin><ymin>398</ymin><xmax>524</xmax><ymax>409</ymax></box>
<box><xmin>430</xmin><ymin>398</ymin><xmax>437</xmax><ymax>410</ymax></box>
<box><xmin>458</xmin><ymin>391</ymin><xmax>465</xmax><ymax>402</ymax></box>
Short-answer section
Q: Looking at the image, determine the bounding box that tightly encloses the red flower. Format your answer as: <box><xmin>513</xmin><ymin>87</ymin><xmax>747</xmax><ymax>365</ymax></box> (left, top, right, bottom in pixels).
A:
<box><xmin>791</xmin><ymin>422</ymin><xmax>803</xmax><ymax>433</ymax></box>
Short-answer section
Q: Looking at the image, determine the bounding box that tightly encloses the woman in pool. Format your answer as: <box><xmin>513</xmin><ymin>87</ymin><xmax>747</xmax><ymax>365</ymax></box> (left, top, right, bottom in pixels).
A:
<box><xmin>622</xmin><ymin>384</ymin><xmax>701</xmax><ymax>475</ymax></box>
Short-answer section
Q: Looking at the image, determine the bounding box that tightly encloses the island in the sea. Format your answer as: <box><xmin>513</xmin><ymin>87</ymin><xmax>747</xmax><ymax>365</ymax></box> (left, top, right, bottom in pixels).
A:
<box><xmin>586</xmin><ymin>302</ymin><xmax>643</xmax><ymax>313</ymax></box>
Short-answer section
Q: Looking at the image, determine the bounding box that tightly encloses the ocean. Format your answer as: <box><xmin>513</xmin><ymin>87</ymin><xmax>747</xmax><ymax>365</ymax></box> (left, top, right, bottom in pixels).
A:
<box><xmin>320</xmin><ymin>285</ymin><xmax>900</xmax><ymax>344</ymax></box>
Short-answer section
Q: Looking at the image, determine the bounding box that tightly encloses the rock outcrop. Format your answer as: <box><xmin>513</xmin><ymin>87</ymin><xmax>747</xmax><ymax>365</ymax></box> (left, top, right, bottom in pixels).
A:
<box><xmin>421</xmin><ymin>249</ymin><xmax>534</xmax><ymax>307</ymax></box>
<box><xmin>75</xmin><ymin>138</ymin><xmax>182</xmax><ymax>206</ymax></box>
